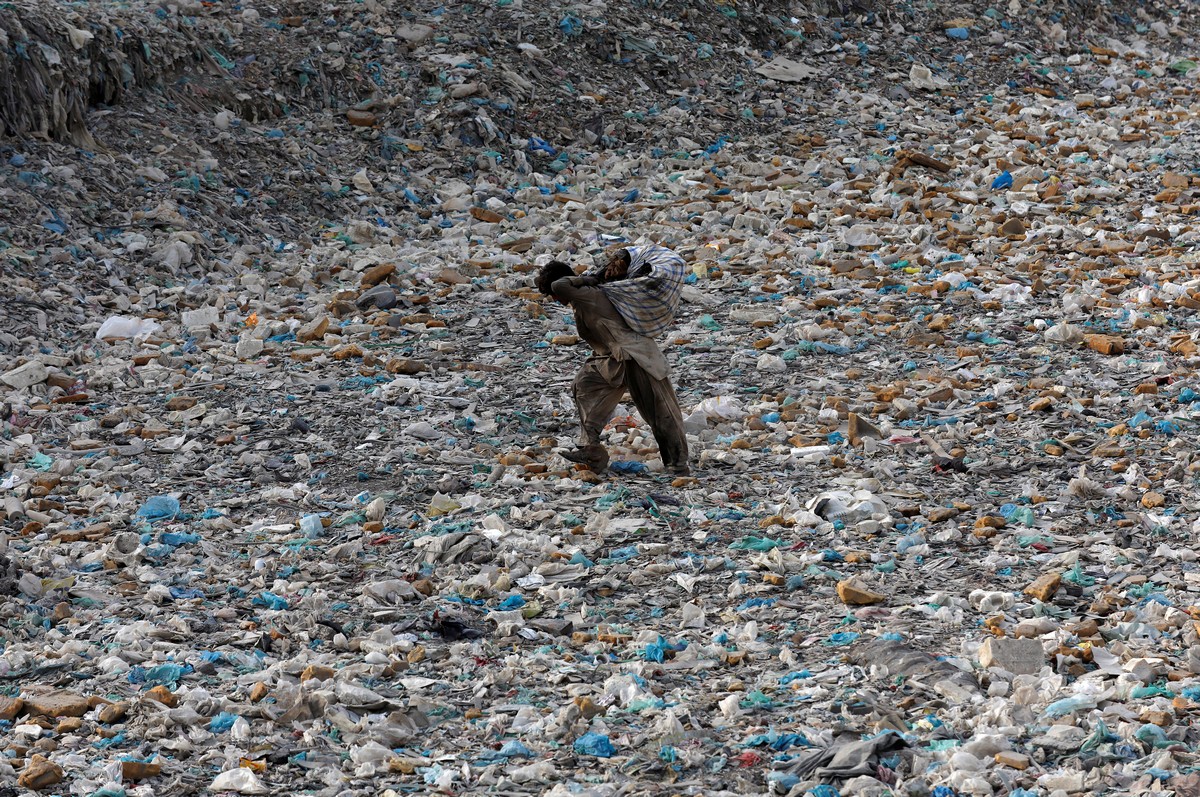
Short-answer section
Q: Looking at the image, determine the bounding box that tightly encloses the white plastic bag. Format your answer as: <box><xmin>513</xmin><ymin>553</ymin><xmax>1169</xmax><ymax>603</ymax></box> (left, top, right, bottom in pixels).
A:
<box><xmin>1044</xmin><ymin>322</ymin><xmax>1083</xmax><ymax>344</ymax></box>
<box><xmin>209</xmin><ymin>768</ymin><xmax>268</xmax><ymax>794</ymax></box>
<box><xmin>95</xmin><ymin>316</ymin><xmax>160</xmax><ymax>341</ymax></box>
<box><xmin>692</xmin><ymin>396</ymin><xmax>744</xmax><ymax>420</ymax></box>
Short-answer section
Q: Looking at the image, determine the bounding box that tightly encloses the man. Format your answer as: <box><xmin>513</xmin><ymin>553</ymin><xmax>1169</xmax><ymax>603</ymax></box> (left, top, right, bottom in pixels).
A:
<box><xmin>535</xmin><ymin>258</ymin><xmax>690</xmax><ymax>476</ymax></box>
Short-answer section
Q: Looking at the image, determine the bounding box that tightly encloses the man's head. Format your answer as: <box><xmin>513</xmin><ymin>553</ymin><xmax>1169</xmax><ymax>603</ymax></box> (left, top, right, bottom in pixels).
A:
<box><xmin>535</xmin><ymin>260</ymin><xmax>575</xmax><ymax>298</ymax></box>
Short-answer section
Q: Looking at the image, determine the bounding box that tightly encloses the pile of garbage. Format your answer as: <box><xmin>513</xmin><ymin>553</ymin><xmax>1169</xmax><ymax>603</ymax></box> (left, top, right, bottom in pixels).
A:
<box><xmin>5</xmin><ymin>0</ymin><xmax>1200</xmax><ymax>795</ymax></box>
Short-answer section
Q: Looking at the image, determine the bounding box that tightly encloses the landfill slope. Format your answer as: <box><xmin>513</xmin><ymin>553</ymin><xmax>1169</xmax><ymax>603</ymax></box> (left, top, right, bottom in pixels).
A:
<box><xmin>5</xmin><ymin>1</ymin><xmax>1200</xmax><ymax>796</ymax></box>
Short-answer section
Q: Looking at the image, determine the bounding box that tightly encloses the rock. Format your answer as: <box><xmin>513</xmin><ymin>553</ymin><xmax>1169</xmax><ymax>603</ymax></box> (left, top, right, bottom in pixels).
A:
<box><xmin>1029</xmin><ymin>396</ymin><xmax>1055</xmax><ymax>412</ymax></box>
<box><xmin>330</xmin><ymin>344</ymin><xmax>363</xmax><ymax>361</ymax></box>
<box><xmin>469</xmin><ymin>206</ymin><xmax>504</xmax><ymax>223</ymax></box>
<box><xmin>55</xmin><ymin>717</ymin><xmax>83</xmax><ymax>734</ymax></box>
<box><xmin>346</xmin><ymin>109</ymin><xmax>377</xmax><ymax>127</ymax></box>
<box><xmin>499</xmin><ymin>236</ymin><xmax>536</xmax><ymax>253</ymax></box>
<box><xmin>24</xmin><ymin>691</ymin><xmax>90</xmax><ymax>718</ymax></box>
<box><xmin>437</xmin><ymin>268</ymin><xmax>470</xmax><ymax>285</ymax></box>
<box><xmin>300</xmin><ymin>664</ymin><xmax>336</xmax><ymax>682</ymax></box>
<box><xmin>1163</xmin><ymin>171</ymin><xmax>1189</xmax><ymax>189</ymax></box>
<box><xmin>46</xmin><ymin>372</ymin><xmax>78</xmax><ymax>390</ymax></box>
<box><xmin>837</xmin><ymin>579</ymin><xmax>886</xmax><ymax>605</ymax></box>
<box><xmin>165</xmin><ymin>395</ymin><xmax>198</xmax><ymax>411</ymax></box>
<box><xmin>146</xmin><ymin>685</ymin><xmax>178</xmax><ymax>707</ymax></box>
<box><xmin>1023</xmin><ymin>572</ymin><xmax>1062</xmax><ymax>602</ymax></box>
<box><xmin>181</xmin><ymin>306</ymin><xmax>220</xmax><ymax>329</ymax></box>
<box><xmin>250</xmin><ymin>682</ymin><xmax>269</xmax><ymax>703</ymax></box>
<box><xmin>18</xmin><ymin>754</ymin><xmax>64</xmax><ymax>789</ymax></box>
<box><xmin>575</xmin><ymin>696</ymin><xmax>605</xmax><ymax>719</ymax></box>
<box><xmin>995</xmin><ymin>751</ymin><xmax>1030</xmax><ymax>769</ymax></box>
<box><xmin>927</xmin><ymin>313</ymin><xmax>952</xmax><ymax>331</ymax></box>
<box><xmin>1142</xmin><ymin>491</ymin><xmax>1166</xmax><ymax>508</ymax></box>
<box><xmin>998</xmin><ymin>217</ymin><xmax>1026</xmax><ymax>237</ymax></box>
<box><xmin>1</xmin><ymin>360</ymin><xmax>49</xmax><ymax>389</ymax></box>
<box><xmin>385</xmin><ymin>357</ymin><xmax>426</xmax><ymax>375</ymax></box>
<box><xmin>979</xmin><ymin>637</ymin><xmax>1044</xmax><ymax>675</ymax></box>
<box><xmin>1085</xmin><ymin>334</ymin><xmax>1124</xmax><ymax>355</ymax></box>
<box><xmin>1142</xmin><ymin>709</ymin><xmax>1172</xmax><ymax>726</ymax></box>
<box><xmin>847</xmin><ymin>412</ymin><xmax>881</xmax><ymax>445</ymax></box>
<box><xmin>297</xmin><ymin>316</ymin><xmax>330</xmax><ymax>342</ymax></box>
<box><xmin>122</xmin><ymin>759</ymin><xmax>162</xmax><ymax>780</ymax></box>
<box><xmin>357</xmin><ymin>284</ymin><xmax>397</xmax><ymax>310</ymax></box>
<box><xmin>361</xmin><ymin>262</ymin><xmax>396</xmax><ymax>287</ymax></box>
<box><xmin>395</xmin><ymin>23</ymin><xmax>434</xmax><ymax>43</ymax></box>
<box><xmin>0</xmin><ymin>696</ymin><xmax>24</xmax><ymax>721</ymax></box>
<box><xmin>235</xmin><ymin>337</ymin><xmax>264</xmax><ymax>359</ymax></box>
<box><xmin>926</xmin><ymin>506</ymin><xmax>960</xmax><ymax>522</ymax></box>
<box><xmin>97</xmin><ymin>701</ymin><xmax>129</xmax><ymax>723</ymax></box>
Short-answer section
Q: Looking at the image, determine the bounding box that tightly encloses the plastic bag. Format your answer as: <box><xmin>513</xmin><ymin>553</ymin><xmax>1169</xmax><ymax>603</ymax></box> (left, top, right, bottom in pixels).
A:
<box><xmin>692</xmin><ymin>396</ymin><xmax>744</xmax><ymax>421</ymax></box>
<box><xmin>573</xmin><ymin>732</ymin><xmax>616</xmax><ymax>758</ymax></box>
<box><xmin>1044</xmin><ymin>322</ymin><xmax>1084</xmax><ymax>344</ymax></box>
<box><xmin>134</xmin><ymin>495</ymin><xmax>180</xmax><ymax>522</ymax></box>
<box><xmin>210</xmin><ymin>768</ymin><xmax>269</xmax><ymax>794</ymax></box>
<box><xmin>95</xmin><ymin>316</ymin><xmax>161</xmax><ymax>341</ymax></box>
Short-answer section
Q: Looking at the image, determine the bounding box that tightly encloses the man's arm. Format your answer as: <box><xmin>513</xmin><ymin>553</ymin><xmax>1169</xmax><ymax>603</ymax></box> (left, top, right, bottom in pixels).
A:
<box><xmin>549</xmin><ymin>274</ymin><xmax>601</xmax><ymax>303</ymax></box>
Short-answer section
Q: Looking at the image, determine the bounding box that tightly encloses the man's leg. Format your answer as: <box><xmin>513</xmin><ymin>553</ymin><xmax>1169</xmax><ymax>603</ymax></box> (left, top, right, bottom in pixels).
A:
<box><xmin>624</xmin><ymin>363</ymin><xmax>690</xmax><ymax>474</ymax></box>
<box><xmin>569</xmin><ymin>356</ymin><xmax>625</xmax><ymax>471</ymax></box>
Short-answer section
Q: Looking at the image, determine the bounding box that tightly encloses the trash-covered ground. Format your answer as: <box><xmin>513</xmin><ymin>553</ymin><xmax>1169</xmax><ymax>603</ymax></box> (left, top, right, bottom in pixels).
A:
<box><xmin>5</xmin><ymin>0</ymin><xmax>1200</xmax><ymax>795</ymax></box>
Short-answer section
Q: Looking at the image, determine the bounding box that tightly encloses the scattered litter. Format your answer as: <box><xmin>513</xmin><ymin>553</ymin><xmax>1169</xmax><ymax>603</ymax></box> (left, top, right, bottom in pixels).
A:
<box><xmin>3</xmin><ymin>0</ymin><xmax>1200</xmax><ymax>794</ymax></box>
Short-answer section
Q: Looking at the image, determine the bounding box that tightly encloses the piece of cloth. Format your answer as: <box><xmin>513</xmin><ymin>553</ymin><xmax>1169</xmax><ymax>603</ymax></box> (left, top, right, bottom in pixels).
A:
<box><xmin>549</xmin><ymin>276</ymin><xmax>688</xmax><ymax>470</ymax></box>
<box><xmin>585</xmin><ymin>244</ymin><xmax>686</xmax><ymax>338</ymax></box>
<box><xmin>785</xmin><ymin>731</ymin><xmax>909</xmax><ymax>780</ymax></box>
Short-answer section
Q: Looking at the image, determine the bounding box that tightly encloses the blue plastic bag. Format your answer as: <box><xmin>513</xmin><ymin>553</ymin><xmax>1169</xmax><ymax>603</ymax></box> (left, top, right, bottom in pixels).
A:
<box><xmin>128</xmin><ymin>662</ymin><xmax>193</xmax><ymax>687</ymax></box>
<box><xmin>252</xmin><ymin>591</ymin><xmax>289</xmax><ymax>611</ymax></box>
<box><xmin>496</xmin><ymin>595</ymin><xmax>526</xmax><ymax>611</ymax></box>
<box><xmin>135</xmin><ymin>495</ymin><xmax>180</xmax><ymax>522</ymax></box>
<box><xmin>574</xmin><ymin>732</ymin><xmax>616</xmax><ymax>758</ymax></box>
<box><xmin>209</xmin><ymin>712</ymin><xmax>238</xmax><ymax>732</ymax></box>
<box><xmin>498</xmin><ymin>739</ymin><xmax>532</xmax><ymax>758</ymax></box>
